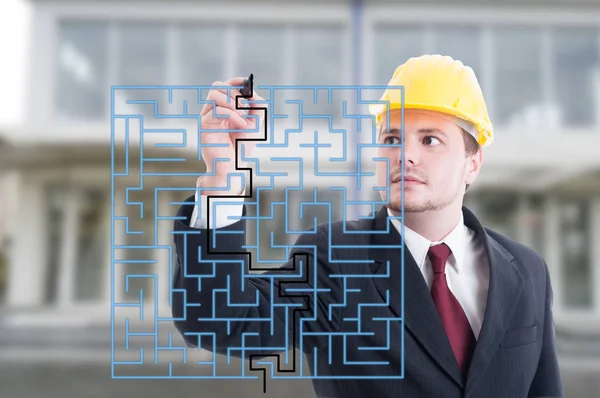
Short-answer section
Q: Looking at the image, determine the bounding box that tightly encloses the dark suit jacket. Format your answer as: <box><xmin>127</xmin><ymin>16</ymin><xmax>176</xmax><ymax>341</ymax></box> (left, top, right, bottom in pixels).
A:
<box><xmin>172</xmin><ymin>193</ymin><xmax>565</xmax><ymax>398</ymax></box>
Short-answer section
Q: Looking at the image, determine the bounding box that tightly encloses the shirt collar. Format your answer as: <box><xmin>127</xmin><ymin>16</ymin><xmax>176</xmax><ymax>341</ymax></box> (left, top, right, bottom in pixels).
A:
<box><xmin>387</xmin><ymin>207</ymin><xmax>469</xmax><ymax>274</ymax></box>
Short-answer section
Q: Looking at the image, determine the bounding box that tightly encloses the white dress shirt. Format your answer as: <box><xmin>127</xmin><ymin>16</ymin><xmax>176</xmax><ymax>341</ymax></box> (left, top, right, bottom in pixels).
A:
<box><xmin>387</xmin><ymin>208</ymin><xmax>490</xmax><ymax>340</ymax></box>
<box><xmin>189</xmin><ymin>195</ymin><xmax>490</xmax><ymax>339</ymax></box>
<box><xmin>189</xmin><ymin>190</ymin><xmax>246</xmax><ymax>230</ymax></box>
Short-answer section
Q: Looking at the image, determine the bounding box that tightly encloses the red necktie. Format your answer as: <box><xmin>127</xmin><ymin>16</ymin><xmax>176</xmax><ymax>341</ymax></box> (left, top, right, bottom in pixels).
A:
<box><xmin>427</xmin><ymin>243</ymin><xmax>476</xmax><ymax>378</ymax></box>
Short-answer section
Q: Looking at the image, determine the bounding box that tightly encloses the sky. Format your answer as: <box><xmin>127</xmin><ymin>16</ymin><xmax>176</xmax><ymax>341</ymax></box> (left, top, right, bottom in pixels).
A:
<box><xmin>0</xmin><ymin>0</ymin><xmax>30</xmax><ymax>126</ymax></box>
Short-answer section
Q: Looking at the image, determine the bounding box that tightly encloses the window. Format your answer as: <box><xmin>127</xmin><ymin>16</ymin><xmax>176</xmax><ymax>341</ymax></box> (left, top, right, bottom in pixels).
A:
<box><xmin>560</xmin><ymin>199</ymin><xmax>592</xmax><ymax>309</ymax></box>
<box><xmin>551</xmin><ymin>27</ymin><xmax>600</xmax><ymax>128</ymax></box>
<box><xmin>55</xmin><ymin>21</ymin><xmax>350</xmax><ymax>124</ymax></box>
<box><xmin>371</xmin><ymin>23</ymin><xmax>600</xmax><ymax>131</ymax></box>
<box><xmin>116</xmin><ymin>23</ymin><xmax>168</xmax><ymax>122</ymax></box>
<box><xmin>74</xmin><ymin>189</ymin><xmax>107</xmax><ymax>301</ymax></box>
<box><xmin>295</xmin><ymin>25</ymin><xmax>346</xmax><ymax>122</ymax></box>
<box><xmin>42</xmin><ymin>186</ymin><xmax>108</xmax><ymax>303</ymax></box>
<box><xmin>232</xmin><ymin>25</ymin><xmax>287</xmax><ymax>131</ymax></box>
<box><xmin>119</xmin><ymin>24</ymin><xmax>167</xmax><ymax>86</ymax></box>
<box><xmin>371</xmin><ymin>26</ymin><xmax>425</xmax><ymax>129</ymax></box>
<box><xmin>493</xmin><ymin>27</ymin><xmax>544</xmax><ymax>128</ymax></box>
<box><xmin>469</xmin><ymin>191</ymin><xmax>519</xmax><ymax>240</ymax></box>
<box><xmin>372</xmin><ymin>25</ymin><xmax>487</xmax><ymax>114</ymax></box>
<box><xmin>178</xmin><ymin>25</ymin><xmax>226</xmax><ymax>86</ymax></box>
<box><xmin>56</xmin><ymin>21</ymin><xmax>109</xmax><ymax>120</ymax></box>
<box><xmin>174</xmin><ymin>25</ymin><xmax>227</xmax><ymax>116</ymax></box>
<box><xmin>122</xmin><ymin>199</ymin><xmax>156</xmax><ymax>303</ymax></box>
<box><xmin>234</xmin><ymin>24</ymin><xmax>287</xmax><ymax>86</ymax></box>
<box><xmin>373</xmin><ymin>26</ymin><xmax>425</xmax><ymax>87</ymax></box>
<box><xmin>431</xmin><ymin>26</ymin><xmax>484</xmax><ymax>91</ymax></box>
<box><xmin>235</xmin><ymin>25</ymin><xmax>286</xmax><ymax>81</ymax></box>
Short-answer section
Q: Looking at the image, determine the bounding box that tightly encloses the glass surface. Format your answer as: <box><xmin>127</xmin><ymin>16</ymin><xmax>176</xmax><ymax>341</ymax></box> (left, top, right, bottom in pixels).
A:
<box><xmin>372</xmin><ymin>26</ymin><xmax>425</xmax><ymax>87</ymax></box>
<box><xmin>470</xmin><ymin>191</ymin><xmax>519</xmax><ymax>240</ymax></box>
<box><xmin>431</xmin><ymin>26</ymin><xmax>483</xmax><ymax>90</ymax></box>
<box><xmin>56</xmin><ymin>22</ymin><xmax>109</xmax><ymax>120</ymax></box>
<box><xmin>178</xmin><ymin>25</ymin><xmax>226</xmax><ymax>86</ymax></box>
<box><xmin>116</xmin><ymin>23</ymin><xmax>168</xmax><ymax>121</ymax></box>
<box><xmin>493</xmin><ymin>27</ymin><xmax>544</xmax><ymax>128</ymax></box>
<box><xmin>560</xmin><ymin>198</ymin><xmax>592</xmax><ymax>309</ymax></box>
<box><xmin>234</xmin><ymin>25</ymin><xmax>287</xmax><ymax>127</ymax></box>
<box><xmin>74</xmin><ymin>189</ymin><xmax>106</xmax><ymax>301</ymax></box>
<box><xmin>295</xmin><ymin>25</ymin><xmax>345</xmax><ymax>120</ymax></box>
<box><xmin>44</xmin><ymin>185</ymin><xmax>66</xmax><ymax>303</ymax></box>
<box><xmin>551</xmin><ymin>27</ymin><xmax>600</xmax><ymax>128</ymax></box>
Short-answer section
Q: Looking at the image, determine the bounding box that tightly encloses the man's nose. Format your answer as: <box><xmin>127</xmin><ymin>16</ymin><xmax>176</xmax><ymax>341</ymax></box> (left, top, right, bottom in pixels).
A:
<box><xmin>399</xmin><ymin>138</ymin><xmax>419</xmax><ymax>165</ymax></box>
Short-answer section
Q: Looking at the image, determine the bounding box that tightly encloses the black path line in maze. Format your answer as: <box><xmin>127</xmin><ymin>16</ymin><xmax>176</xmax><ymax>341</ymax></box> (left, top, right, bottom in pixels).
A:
<box><xmin>202</xmin><ymin>77</ymin><xmax>316</xmax><ymax>393</ymax></box>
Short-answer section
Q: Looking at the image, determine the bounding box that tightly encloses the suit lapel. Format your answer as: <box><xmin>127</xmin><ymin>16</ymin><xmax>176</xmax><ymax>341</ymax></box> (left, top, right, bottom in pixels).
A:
<box><xmin>462</xmin><ymin>207</ymin><xmax>524</xmax><ymax>396</ymax></box>
<box><xmin>368</xmin><ymin>206</ymin><xmax>464</xmax><ymax>388</ymax></box>
<box><xmin>366</xmin><ymin>205</ymin><xmax>525</xmax><ymax>392</ymax></box>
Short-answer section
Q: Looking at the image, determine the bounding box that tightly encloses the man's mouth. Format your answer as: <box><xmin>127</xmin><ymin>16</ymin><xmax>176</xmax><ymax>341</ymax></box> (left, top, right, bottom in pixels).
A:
<box><xmin>392</xmin><ymin>176</ymin><xmax>425</xmax><ymax>184</ymax></box>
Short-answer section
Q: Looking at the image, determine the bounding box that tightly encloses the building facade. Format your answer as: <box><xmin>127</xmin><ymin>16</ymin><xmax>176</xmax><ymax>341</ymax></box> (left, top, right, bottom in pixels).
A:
<box><xmin>1</xmin><ymin>0</ymin><xmax>599</xmax><ymax>340</ymax></box>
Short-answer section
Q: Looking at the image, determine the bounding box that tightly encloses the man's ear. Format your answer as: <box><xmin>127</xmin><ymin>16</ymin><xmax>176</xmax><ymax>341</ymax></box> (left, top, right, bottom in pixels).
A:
<box><xmin>465</xmin><ymin>148</ymin><xmax>483</xmax><ymax>186</ymax></box>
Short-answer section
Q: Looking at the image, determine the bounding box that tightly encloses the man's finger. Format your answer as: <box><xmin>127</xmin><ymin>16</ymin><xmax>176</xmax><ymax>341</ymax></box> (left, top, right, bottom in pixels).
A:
<box><xmin>201</xmin><ymin>88</ymin><xmax>247</xmax><ymax>116</ymax></box>
<box><xmin>204</xmin><ymin>106</ymin><xmax>247</xmax><ymax>130</ymax></box>
<box><xmin>224</xmin><ymin>77</ymin><xmax>247</xmax><ymax>86</ymax></box>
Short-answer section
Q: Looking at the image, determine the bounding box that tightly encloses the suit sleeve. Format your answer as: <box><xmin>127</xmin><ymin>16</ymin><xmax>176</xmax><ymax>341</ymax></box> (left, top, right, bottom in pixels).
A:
<box><xmin>171</xmin><ymin>193</ymin><xmax>342</xmax><ymax>359</ymax></box>
<box><xmin>528</xmin><ymin>261</ymin><xmax>565</xmax><ymax>397</ymax></box>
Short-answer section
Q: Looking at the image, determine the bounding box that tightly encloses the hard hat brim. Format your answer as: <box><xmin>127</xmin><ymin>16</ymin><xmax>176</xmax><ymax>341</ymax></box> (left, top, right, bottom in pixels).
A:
<box><xmin>372</xmin><ymin>102</ymin><xmax>494</xmax><ymax>148</ymax></box>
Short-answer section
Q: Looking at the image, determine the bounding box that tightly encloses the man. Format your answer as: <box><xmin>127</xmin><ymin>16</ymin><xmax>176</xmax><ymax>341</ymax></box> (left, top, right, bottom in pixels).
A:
<box><xmin>171</xmin><ymin>54</ymin><xmax>565</xmax><ymax>397</ymax></box>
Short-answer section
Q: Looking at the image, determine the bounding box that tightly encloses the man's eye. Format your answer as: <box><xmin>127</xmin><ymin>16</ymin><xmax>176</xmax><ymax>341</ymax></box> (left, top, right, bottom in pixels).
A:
<box><xmin>424</xmin><ymin>136</ymin><xmax>441</xmax><ymax>146</ymax></box>
<box><xmin>384</xmin><ymin>136</ymin><xmax>401</xmax><ymax>145</ymax></box>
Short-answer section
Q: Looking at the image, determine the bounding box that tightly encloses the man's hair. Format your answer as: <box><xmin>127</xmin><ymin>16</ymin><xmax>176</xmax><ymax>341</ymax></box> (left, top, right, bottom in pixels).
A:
<box><xmin>462</xmin><ymin>128</ymin><xmax>480</xmax><ymax>157</ymax></box>
<box><xmin>461</xmin><ymin>128</ymin><xmax>480</xmax><ymax>193</ymax></box>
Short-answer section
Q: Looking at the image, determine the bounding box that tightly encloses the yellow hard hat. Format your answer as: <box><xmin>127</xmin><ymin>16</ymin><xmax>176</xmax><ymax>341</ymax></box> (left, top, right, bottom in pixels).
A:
<box><xmin>369</xmin><ymin>54</ymin><xmax>494</xmax><ymax>148</ymax></box>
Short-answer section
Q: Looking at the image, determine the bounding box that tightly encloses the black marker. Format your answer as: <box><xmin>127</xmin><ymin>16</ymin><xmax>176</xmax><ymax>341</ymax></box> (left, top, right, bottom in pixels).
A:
<box><xmin>240</xmin><ymin>73</ymin><xmax>254</xmax><ymax>97</ymax></box>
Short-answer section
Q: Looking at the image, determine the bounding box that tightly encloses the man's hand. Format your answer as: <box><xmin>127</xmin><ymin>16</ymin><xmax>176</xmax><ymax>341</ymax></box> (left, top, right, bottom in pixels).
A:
<box><xmin>198</xmin><ymin>76</ymin><xmax>266</xmax><ymax>195</ymax></box>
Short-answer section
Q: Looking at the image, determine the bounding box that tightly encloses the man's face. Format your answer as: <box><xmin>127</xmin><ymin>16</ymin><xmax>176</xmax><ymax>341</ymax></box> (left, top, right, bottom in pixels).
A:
<box><xmin>375</xmin><ymin>108</ymin><xmax>482</xmax><ymax>214</ymax></box>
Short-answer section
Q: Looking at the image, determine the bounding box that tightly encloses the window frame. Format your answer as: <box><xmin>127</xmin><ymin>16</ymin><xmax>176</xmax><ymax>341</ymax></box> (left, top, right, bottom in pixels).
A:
<box><xmin>364</xmin><ymin>5</ymin><xmax>600</xmax><ymax>133</ymax></box>
<box><xmin>45</xmin><ymin>3</ymin><xmax>352</xmax><ymax>126</ymax></box>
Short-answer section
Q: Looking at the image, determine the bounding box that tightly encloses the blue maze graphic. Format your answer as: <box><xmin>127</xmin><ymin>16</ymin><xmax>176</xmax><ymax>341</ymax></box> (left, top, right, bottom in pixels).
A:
<box><xmin>111</xmin><ymin>82</ymin><xmax>406</xmax><ymax>391</ymax></box>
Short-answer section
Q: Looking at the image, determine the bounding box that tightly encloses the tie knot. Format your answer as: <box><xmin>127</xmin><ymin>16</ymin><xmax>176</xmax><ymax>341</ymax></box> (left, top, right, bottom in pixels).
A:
<box><xmin>428</xmin><ymin>243</ymin><xmax>451</xmax><ymax>274</ymax></box>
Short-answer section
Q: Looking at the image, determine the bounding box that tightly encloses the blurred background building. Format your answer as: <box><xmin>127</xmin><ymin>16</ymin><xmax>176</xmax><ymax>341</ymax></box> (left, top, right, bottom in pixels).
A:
<box><xmin>0</xmin><ymin>0</ymin><xmax>599</xmax><ymax>397</ymax></box>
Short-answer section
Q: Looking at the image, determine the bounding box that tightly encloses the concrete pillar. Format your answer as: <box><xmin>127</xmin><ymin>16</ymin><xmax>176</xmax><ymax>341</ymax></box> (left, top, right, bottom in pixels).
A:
<box><xmin>57</xmin><ymin>187</ymin><xmax>80</xmax><ymax>306</ymax></box>
<box><xmin>7</xmin><ymin>176</ymin><xmax>47</xmax><ymax>306</ymax></box>
<box><xmin>156</xmin><ymin>191</ymin><xmax>172</xmax><ymax>317</ymax></box>
<box><xmin>103</xmin><ymin>191</ymin><xmax>113</xmax><ymax>304</ymax></box>
<box><xmin>516</xmin><ymin>193</ymin><xmax>534</xmax><ymax>249</ymax></box>
<box><xmin>542</xmin><ymin>196</ymin><xmax>563</xmax><ymax>316</ymax></box>
<box><xmin>350</xmin><ymin>0</ymin><xmax>367</xmax><ymax>221</ymax></box>
<box><xmin>591</xmin><ymin>196</ymin><xmax>600</xmax><ymax>315</ymax></box>
<box><xmin>113</xmin><ymin>189</ymin><xmax>126</xmax><ymax>304</ymax></box>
